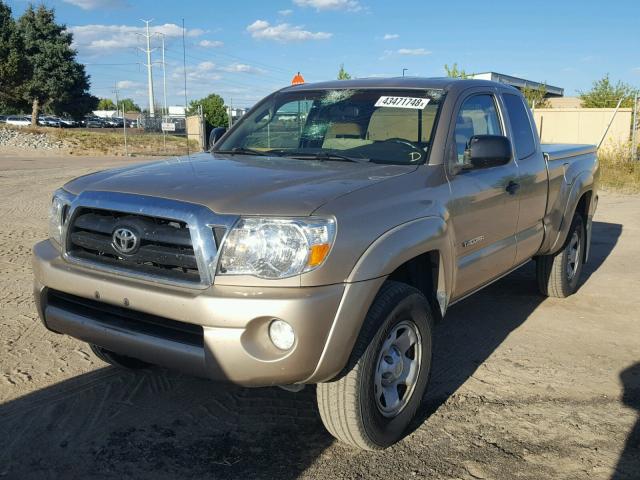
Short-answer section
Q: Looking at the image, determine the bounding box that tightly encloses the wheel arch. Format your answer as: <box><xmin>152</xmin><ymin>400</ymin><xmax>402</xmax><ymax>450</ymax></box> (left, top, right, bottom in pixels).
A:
<box><xmin>306</xmin><ymin>217</ymin><xmax>453</xmax><ymax>383</ymax></box>
<box><xmin>347</xmin><ymin>216</ymin><xmax>454</xmax><ymax>315</ymax></box>
<box><xmin>543</xmin><ymin>171</ymin><xmax>595</xmax><ymax>257</ymax></box>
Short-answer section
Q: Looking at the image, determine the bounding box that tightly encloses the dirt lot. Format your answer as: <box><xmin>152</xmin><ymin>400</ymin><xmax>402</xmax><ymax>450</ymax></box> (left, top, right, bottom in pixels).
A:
<box><xmin>1</xmin><ymin>153</ymin><xmax>638</xmax><ymax>480</ymax></box>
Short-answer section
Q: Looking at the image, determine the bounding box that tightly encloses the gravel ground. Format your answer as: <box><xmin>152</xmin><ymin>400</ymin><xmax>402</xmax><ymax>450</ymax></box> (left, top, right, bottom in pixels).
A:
<box><xmin>0</xmin><ymin>153</ymin><xmax>638</xmax><ymax>480</ymax></box>
<box><xmin>0</xmin><ymin>127</ymin><xmax>65</xmax><ymax>150</ymax></box>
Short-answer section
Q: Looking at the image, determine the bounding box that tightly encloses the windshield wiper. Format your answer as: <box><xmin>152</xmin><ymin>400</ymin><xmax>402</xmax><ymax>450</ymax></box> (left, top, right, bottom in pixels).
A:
<box><xmin>268</xmin><ymin>150</ymin><xmax>370</xmax><ymax>163</ymax></box>
<box><xmin>214</xmin><ymin>147</ymin><xmax>270</xmax><ymax>156</ymax></box>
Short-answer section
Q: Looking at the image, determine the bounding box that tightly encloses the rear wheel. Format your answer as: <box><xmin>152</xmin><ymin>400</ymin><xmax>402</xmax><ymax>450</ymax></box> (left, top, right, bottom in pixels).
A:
<box><xmin>316</xmin><ymin>281</ymin><xmax>433</xmax><ymax>450</ymax></box>
<box><xmin>89</xmin><ymin>344</ymin><xmax>149</xmax><ymax>369</ymax></box>
<box><xmin>536</xmin><ymin>213</ymin><xmax>585</xmax><ymax>298</ymax></box>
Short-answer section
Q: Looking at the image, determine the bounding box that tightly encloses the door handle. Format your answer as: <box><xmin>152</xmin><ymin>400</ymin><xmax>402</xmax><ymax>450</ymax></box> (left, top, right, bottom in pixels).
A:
<box><xmin>506</xmin><ymin>181</ymin><xmax>520</xmax><ymax>195</ymax></box>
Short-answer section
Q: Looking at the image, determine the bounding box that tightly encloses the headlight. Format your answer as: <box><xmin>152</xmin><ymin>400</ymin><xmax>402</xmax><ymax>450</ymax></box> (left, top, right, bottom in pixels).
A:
<box><xmin>218</xmin><ymin>217</ymin><xmax>336</xmax><ymax>279</ymax></box>
<box><xmin>48</xmin><ymin>189</ymin><xmax>73</xmax><ymax>245</ymax></box>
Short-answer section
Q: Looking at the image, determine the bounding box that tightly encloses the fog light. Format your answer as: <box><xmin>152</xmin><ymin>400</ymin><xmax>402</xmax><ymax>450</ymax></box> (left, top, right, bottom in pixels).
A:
<box><xmin>269</xmin><ymin>319</ymin><xmax>295</xmax><ymax>350</ymax></box>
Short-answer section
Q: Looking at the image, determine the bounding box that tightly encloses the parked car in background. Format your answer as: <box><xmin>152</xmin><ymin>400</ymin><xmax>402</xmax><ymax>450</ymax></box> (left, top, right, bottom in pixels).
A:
<box><xmin>6</xmin><ymin>115</ymin><xmax>31</xmax><ymax>127</ymax></box>
<box><xmin>33</xmin><ymin>77</ymin><xmax>599</xmax><ymax>450</ymax></box>
<box><xmin>104</xmin><ymin>117</ymin><xmax>124</xmax><ymax>128</ymax></box>
<box><xmin>0</xmin><ymin>115</ymin><xmax>7</xmax><ymax>123</ymax></box>
<box><xmin>59</xmin><ymin>118</ymin><xmax>78</xmax><ymax>128</ymax></box>
<box><xmin>82</xmin><ymin>116</ymin><xmax>105</xmax><ymax>128</ymax></box>
<box><xmin>39</xmin><ymin>116</ymin><xmax>63</xmax><ymax>128</ymax></box>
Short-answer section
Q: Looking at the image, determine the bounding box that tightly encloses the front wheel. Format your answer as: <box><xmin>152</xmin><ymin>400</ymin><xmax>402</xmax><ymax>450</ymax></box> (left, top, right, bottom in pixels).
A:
<box><xmin>316</xmin><ymin>281</ymin><xmax>433</xmax><ymax>450</ymax></box>
<box><xmin>536</xmin><ymin>213</ymin><xmax>585</xmax><ymax>298</ymax></box>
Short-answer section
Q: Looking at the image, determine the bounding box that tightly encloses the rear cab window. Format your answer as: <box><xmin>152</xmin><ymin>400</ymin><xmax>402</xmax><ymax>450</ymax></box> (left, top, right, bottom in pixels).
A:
<box><xmin>503</xmin><ymin>93</ymin><xmax>537</xmax><ymax>159</ymax></box>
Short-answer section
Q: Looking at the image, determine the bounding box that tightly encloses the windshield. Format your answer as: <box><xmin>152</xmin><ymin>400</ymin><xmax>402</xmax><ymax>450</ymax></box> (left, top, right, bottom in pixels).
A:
<box><xmin>215</xmin><ymin>88</ymin><xmax>445</xmax><ymax>164</ymax></box>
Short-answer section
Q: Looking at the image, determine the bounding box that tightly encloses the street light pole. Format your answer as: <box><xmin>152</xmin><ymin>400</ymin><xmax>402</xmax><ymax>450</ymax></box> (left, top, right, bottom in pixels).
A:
<box><xmin>402</xmin><ymin>68</ymin><xmax>408</xmax><ymax>77</ymax></box>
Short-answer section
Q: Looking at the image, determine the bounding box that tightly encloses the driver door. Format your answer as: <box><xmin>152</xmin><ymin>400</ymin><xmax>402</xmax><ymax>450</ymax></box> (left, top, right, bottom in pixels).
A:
<box><xmin>446</xmin><ymin>90</ymin><xmax>520</xmax><ymax>299</ymax></box>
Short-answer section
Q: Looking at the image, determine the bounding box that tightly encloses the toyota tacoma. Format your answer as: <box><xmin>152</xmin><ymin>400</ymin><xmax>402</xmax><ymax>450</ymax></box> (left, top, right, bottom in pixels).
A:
<box><xmin>33</xmin><ymin>77</ymin><xmax>599</xmax><ymax>449</ymax></box>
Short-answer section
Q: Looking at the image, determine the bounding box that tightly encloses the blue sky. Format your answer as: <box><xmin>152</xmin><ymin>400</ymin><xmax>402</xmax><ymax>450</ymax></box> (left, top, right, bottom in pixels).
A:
<box><xmin>5</xmin><ymin>0</ymin><xmax>640</xmax><ymax>109</ymax></box>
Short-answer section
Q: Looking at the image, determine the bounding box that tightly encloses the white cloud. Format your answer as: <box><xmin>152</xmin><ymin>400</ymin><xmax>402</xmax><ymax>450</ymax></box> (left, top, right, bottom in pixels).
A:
<box><xmin>278</xmin><ymin>9</ymin><xmax>294</xmax><ymax>15</ymax></box>
<box><xmin>62</xmin><ymin>0</ymin><xmax>128</xmax><ymax>10</ymax></box>
<box><xmin>247</xmin><ymin>20</ymin><xmax>270</xmax><ymax>32</ymax></box>
<box><xmin>247</xmin><ymin>20</ymin><xmax>332</xmax><ymax>42</ymax></box>
<box><xmin>172</xmin><ymin>62</ymin><xmax>222</xmax><ymax>83</ymax></box>
<box><xmin>69</xmin><ymin>23</ymin><xmax>204</xmax><ymax>54</ymax></box>
<box><xmin>383</xmin><ymin>33</ymin><xmax>399</xmax><ymax>40</ymax></box>
<box><xmin>116</xmin><ymin>80</ymin><xmax>143</xmax><ymax>89</ymax></box>
<box><xmin>293</xmin><ymin>0</ymin><xmax>362</xmax><ymax>11</ymax></box>
<box><xmin>198</xmin><ymin>61</ymin><xmax>216</xmax><ymax>71</ymax></box>
<box><xmin>199</xmin><ymin>40</ymin><xmax>224</xmax><ymax>48</ymax></box>
<box><xmin>632</xmin><ymin>67</ymin><xmax>640</xmax><ymax>73</ymax></box>
<box><xmin>221</xmin><ymin>63</ymin><xmax>265</xmax><ymax>74</ymax></box>
<box><xmin>397</xmin><ymin>48</ymin><xmax>431</xmax><ymax>56</ymax></box>
<box><xmin>379</xmin><ymin>48</ymin><xmax>432</xmax><ymax>60</ymax></box>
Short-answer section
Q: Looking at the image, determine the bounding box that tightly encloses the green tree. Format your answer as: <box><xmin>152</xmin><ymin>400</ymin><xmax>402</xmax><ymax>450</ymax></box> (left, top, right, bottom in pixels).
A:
<box><xmin>444</xmin><ymin>63</ymin><xmax>470</xmax><ymax>79</ymax></box>
<box><xmin>579</xmin><ymin>74</ymin><xmax>638</xmax><ymax>108</ymax></box>
<box><xmin>50</xmin><ymin>76</ymin><xmax>98</xmax><ymax>119</ymax></box>
<box><xmin>97</xmin><ymin>98</ymin><xmax>116</xmax><ymax>110</ymax></box>
<box><xmin>17</xmin><ymin>5</ymin><xmax>94</xmax><ymax>124</ymax></box>
<box><xmin>119</xmin><ymin>98</ymin><xmax>140</xmax><ymax>113</ymax></box>
<box><xmin>337</xmin><ymin>63</ymin><xmax>351</xmax><ymax>80</ymax></box>
<box><xmin>522</xmin><ymin>84</ymin><xmax>550</xmax><ymax>109</ymax></box>
<box><xmin>188</xmin><ymin>93</ymin><xmax>228</xmax><ymax>128</ymax></box>
<box><xmin>0</xmin><ymin>1</ymin><xmax>29</xmax><ymax>112</ymax></box>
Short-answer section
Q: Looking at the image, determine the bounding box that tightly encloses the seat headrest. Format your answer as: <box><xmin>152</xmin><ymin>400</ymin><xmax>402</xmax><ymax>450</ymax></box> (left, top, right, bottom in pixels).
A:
<box><xmin>325</xmin><ymin>122</ymin><xmax>362</xmax><ymax>139</ymax></box>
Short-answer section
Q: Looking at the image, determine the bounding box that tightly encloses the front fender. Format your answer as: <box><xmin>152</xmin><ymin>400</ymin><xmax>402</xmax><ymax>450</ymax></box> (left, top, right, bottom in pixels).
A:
<box><xmin>347</xmin><ymin>216</ymin><xmax>453</xmax><ymax>309</ymax></box>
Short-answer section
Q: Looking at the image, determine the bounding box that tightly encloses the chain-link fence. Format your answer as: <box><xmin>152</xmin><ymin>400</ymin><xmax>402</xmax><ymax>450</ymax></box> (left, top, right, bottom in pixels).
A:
<box><xmin>119</xmin><ymin>110</ymin><xmax>204</xmax><ymax>157</ymax></box>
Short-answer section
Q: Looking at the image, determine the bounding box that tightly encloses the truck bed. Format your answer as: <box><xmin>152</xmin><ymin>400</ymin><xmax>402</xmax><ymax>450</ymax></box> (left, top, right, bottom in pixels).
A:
<box><xmin>542</xmin><ymin>144</ymin><xmax>597</xmax><ymax>162</ymax></box>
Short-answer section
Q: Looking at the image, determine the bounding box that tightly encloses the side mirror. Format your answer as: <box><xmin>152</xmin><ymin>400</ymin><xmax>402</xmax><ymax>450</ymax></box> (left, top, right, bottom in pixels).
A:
<box><xmin>209</xmin><ymin>127</ymin><xmax>227</xmax><ymax>148</ymax></box>
<box><xmin>463</xmin><ymin>135</ymin><xmax>512</xmax><ymax>169</ymax></box>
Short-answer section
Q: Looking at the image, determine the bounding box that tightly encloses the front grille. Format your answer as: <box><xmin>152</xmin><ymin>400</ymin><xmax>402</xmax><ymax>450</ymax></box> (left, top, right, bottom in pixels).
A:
<box><xmin>66</xmin><ymin>208</ymin><xmax>201</xmax><ymax>283</ymax></box>
<box><xmin>46</xmin><ymin>289</ymin><xmax>204</xmax><ymax>347</ymax></box>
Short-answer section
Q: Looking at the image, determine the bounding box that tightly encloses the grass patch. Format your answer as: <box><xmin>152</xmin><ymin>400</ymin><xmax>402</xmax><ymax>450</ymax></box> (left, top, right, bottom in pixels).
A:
<box><xmin>598</xmin><ymin>143</ymin><xmax>640</xmax><ymax>193</ymax></box>
<box><xmin>51</xmin><ymin>128</ymin><xmax>200</xmax><ymax>156</ymax></box>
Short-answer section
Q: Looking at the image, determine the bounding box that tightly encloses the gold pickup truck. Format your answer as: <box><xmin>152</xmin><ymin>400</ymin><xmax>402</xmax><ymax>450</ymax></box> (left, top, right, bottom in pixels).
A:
<box><xmin>33</xmin><ymin>77</ymin><xmax>599</xmax><ymax>449</ymax></box>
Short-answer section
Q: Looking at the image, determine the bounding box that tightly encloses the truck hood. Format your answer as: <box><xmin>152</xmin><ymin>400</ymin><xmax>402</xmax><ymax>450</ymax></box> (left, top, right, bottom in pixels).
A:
<box><xmin>64</xmin><ymin>152</ymin><xmax>417</xmax><ymax>216</ymax></box>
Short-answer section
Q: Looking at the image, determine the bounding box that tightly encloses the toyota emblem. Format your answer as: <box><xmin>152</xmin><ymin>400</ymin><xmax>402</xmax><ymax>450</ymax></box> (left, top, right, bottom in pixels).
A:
<box><xmin>112</xmin><ymin>227</ymin><xmax>139</xmax><ymax>255</ymax></box>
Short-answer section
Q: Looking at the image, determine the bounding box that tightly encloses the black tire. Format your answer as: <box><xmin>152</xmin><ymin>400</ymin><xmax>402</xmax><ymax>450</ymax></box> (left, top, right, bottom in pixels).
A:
<box><xmin>316</xmin><ymin>281</ymin><xmax>434</xmax><ymax>450</ymax></box>
<box><xmin>89</xmin><ymin>344</ymin><xmax>149</xmax><ymax>369</ymax></box>
<box><xmin>536</xmin><ymin>213</ymin><xmax>585</xmax><ymax>298</ymax></box>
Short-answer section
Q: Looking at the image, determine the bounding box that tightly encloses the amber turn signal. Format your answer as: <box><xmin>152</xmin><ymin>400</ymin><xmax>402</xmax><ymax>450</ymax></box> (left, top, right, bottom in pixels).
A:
<box><xmin>308</xmin><ymin>243</ymin><xmax>331</xmax><ymax>267</ymax></box>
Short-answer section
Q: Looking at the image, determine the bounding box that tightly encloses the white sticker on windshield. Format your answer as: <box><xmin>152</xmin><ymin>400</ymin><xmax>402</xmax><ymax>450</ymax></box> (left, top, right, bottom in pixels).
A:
<box><xmin>375</xmin><ymin>96</ymin><xmax>430</xmax><ymax>109</ymax></box>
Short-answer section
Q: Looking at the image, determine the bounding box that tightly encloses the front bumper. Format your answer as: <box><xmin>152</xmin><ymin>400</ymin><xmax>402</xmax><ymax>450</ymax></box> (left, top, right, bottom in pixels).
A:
<box><xmin>33</xmin><ymin>240</ymin><xmax>383</xmax><ymax>386</ymax></box>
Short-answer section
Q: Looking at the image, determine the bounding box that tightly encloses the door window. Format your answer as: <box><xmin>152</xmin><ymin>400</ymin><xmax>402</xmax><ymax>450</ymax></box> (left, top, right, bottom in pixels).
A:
<box><xmin>453</xmin><ymin>94</ymin><xmax>502</xmax><ymax>166</ymax></box>
<box><xmin>503</xmin><ymin>93</ymin><xmax>536</xmax><ymax>159</ymax></box>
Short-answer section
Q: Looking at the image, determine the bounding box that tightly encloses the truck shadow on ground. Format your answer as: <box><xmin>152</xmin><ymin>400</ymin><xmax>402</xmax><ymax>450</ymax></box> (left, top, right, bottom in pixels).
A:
<box><xmin>613</xmin><ymin>362</ymin><xmax>640</xmax><ymax>480</ymax></box>
<box><xmin>0</xmin><ymin>222</ymin><xmax>622</xmax><ymax>479</ymax></box>
<box><xmin>412</xmin><ymin>220</ymin><xmax>622</xmax><ymax>432</ymax></box>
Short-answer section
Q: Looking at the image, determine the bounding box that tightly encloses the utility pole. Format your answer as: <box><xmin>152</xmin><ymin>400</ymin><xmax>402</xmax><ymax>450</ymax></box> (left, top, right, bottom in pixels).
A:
<box><xmin>116</xmin><ymin>81</ymin><xmax>128</xmax><ymax>156</ymax></box>
<box><xmin>632</xmin><ymin>92</ymin><xmax>638</xmax><ymax>162</ymax></box>
<box><xmin>138</xmin><ymin>19</ymin><xmax>156</xmax><ymax>118</ymax></box>
<box><xmin>156</xmin><ymin>32</ymin><xmax>168</xmax><ymax>118</ymax></box>
<box><xmin>161</xmin><ymin>34</ymin><xmax>167</xmax><ymax>118</ymax></box>
<box><xmin>113</xmin><ymin>82</ymin><xmax>120</xmax><ymax>117</ymax></box>
<box><xmin>182</xmin><ymin>18</ymin><xmax>189</xmax><ymax>156</ymax></box>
